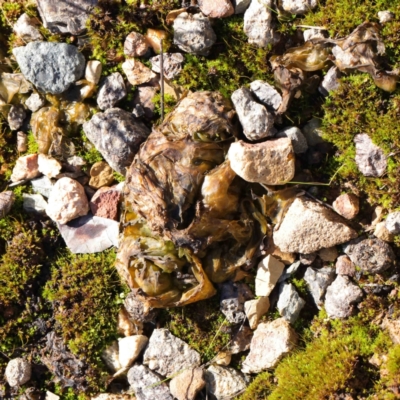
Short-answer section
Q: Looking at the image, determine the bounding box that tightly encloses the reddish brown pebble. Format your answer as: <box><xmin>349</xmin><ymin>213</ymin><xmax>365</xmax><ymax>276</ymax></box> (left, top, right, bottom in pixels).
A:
<box><xmin>90</xmin><ymin>187</ymin><xmax>121</xmax><ymax>221</ymax></box>
<box><xmin>333</xmin><ymin>193</ymin><xmax>360</xmax><ymax>219</ymax></box>
<box><xmin>335</xmin><ymin>255</ymin><xmax>355</xmax><ymax>277</ymax></box>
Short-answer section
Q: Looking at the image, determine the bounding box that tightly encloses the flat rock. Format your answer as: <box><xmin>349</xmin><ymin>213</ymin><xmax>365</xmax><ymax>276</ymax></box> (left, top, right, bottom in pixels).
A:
<box><xmin>97</xmin><ymin>73</ymin><xmax>127</xmax><ymax>110</ymax></box>
<box><xmin>170</xmin><ymin>367</ymin><xmax>205</xmax><ymax>400</ymax></box>
<box><xmin>89</xmin><ymin>161</ymin><xmax>115</xmax><ymax>189</ymax></box>
<box><xmin>250</xmin><ymin>80</ymin><xmax>282</xmax><ymax>111</ymax></box>
<box><xmin>37</xmin><ymin>0</ymin><xmax>98</xmax><ymax>35</ymax></box>
<box><xmin>319</xmin><ymin>66</ymin><xmax>341</xmax><ymax>96</ymax></box>
<box><xmin>242</xmin><ymin>318</ymin><xmax>298</xmax><ymax>373</ymax></box>
<box><xmin>10</xmin><ymin>154</ymin><xmax>40</xmax><ymax>182</ymax></box>
<box><xmin>385</xmin><ymin>211</ymin><xmax>400</xmax><ymax>234</ymax></box>
<box><xmin>354</xmin><ymin>133</ymin><xmax>387</xmax><ymax>177</ymax></box>
<box><xmin>244</xmin><ymin>0</ymin><xmax>275</xmax><ymax>47</ymax></box>
<box><xmin>231</xmin><ymin>87</ymin><xmax>275</xmax><ymax>140</ymax></box>
<box><xmin>220</xmin><ymin>281</ymin><xmax>253</xmax><ymax>324</ymax></box>
<box><xmin>124</xmin><ymin>31</ymin><xmax>149</xmax><ymax>57</ymax></box>
<box><xmin>173</xmin><ymin>12</ymin><xmax>216</xmax><ymax>56</ymax></box>
<box><xmin>255</xmin><ymin>255</ymin><xmax>285</xmax><ymax>296</ymax></box>
<box><xmin>228</xmin><ymin>139</ymin><xmax>295</xmax><ymax>185</ymax></box>
<box><xmin>245</xmin><ymin>296</ymin><xmax>270</xmax><ymax>329</ymax></box>
<box><xmin>281</xmin><ymin>0</ymin><xmax>317</xmax><ymax>14</ymax></box>
<box><xmin>122</xmin><ymin>59</ymin><xmax>157</xmax><ymax>86</ymax></box>
<box><xmin>333</xmin><ymin>193</ymin><xmax>359</xmax><ymax>220</ymax></box>
<box><xmin>83</xmin><ymin>108</ymin><xmax>150</xmax><ymax>175</ymax></box>
<box><xmin>8</xmin><ymin>104</ymin><xmax>26</xmax><ymax>130</ymax></box>
<box><xmin>85</xmin><ymin>60</ymin><xmax>102</xmax><ymax>84</ymax></box>
<box><xmin>5</xmin><ymin>358</ymin><xmax>31</xmax><ymax>387</ymax></box>
<box><xmin>58</xmin><ymin>214</ymin><xmax>119</xmax><ymax>253</ymax></box>
<box><xmin>46</xmin><ymin>177</ymin><xmax>89</xmax><ymax>224</ymax></box>
<box><xmin>304</xmin><ymin>266</ymin><xmax>336</xmax><ymax>308</ymax></box>
<box><xmin>143</xmin><ymin>329</ymin><xmax>201</xmax><ymax>377</ymax></box>
<box><xmin>13</xmin><ymin>42</ymin><xmax>85</xmax><ymax>94</ymax></box>
<box><xmin>277</xmin><ymin>283</ymin><xmax>305</xmax><ymax>324</ymax></box>
<box><xmin>276</xmin><ymin>126</ymin><xmax>308</xmax><ymax>154</ymax></box>
<box><xmin>205</xmin><ymin>365</ymin><xmax>246</xmax><ymax>400</ymax></box>
<box><xmin>198</xmin><ymin>0</ymin><xmax>234</xmax><ymax>18</ymax></box>
<box><xmin>118</xmin><ymin>335</ymin><xmax>148</xmax><ymax>369</ymax></box>
<box><xmin>23</xmin><ymin>193</ymin><xmax>47</xmax><ymax>213</ymax></box>
<box><xmin>150</xmin><ymin>53</ymin><xmax>184</xmax><ymax>80</ymax></box>
<box><xmin>325</xmin><ymin>275</ymin><xmax>363</xmax><ymax>319</ymax></box>
<box><xmin>13</xmin><ymin>13</ymin><xmax>43</xmax><ymax>42</ymax></box>
<box><xmin>38</xmin><ymin>154</ymin><xmax>62</xmax><ymax>178</ymax></box>
<box><xmin>25</xmin><ymin>93</ymin><xmax>45</xmax><ymax>112</ymax></box>
<box><xmin>345</xmin><ymin>238</ymin><xmax>395</xmax><ymax>274</ymax></box>
<box><xmin>0</xmin><ymin>191</ymin><xmax>15</xmax><ymax>217</ymax></box>
<box><xmin>128</xmin><ymin>364</ymin><xmax>173</xmax><ymax>400</ymax></box>
<box><xmin>31</xmin><ymin>176</ymin><xmax>54</xmax><ymax>198</ymax></box>
<box><xmin>273</xmin><ymin>197</ymin><xmax>358</xmax><ymax>254</ymax></box>
<box><xmin>90</xmin><ymin>187</ymin><xmax>121</xmax><ymax>220</ymax></box>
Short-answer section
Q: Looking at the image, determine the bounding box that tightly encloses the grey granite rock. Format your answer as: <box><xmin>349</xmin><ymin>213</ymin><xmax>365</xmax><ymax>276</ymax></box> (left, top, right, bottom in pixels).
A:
<box><xmin>150</xmin><ymin>53</ymin><xmax>184</xmax><ymax>80</ymax></box>
<box><xmin>277</xmin><ymin>283</ymin><xmax>305</xmax><ymax>324</ymax></box>
<box><xmin>13</xmin><ymin>42</ymin><xmax>85</xmax><ymax>94</ymax></box>
<box><xmin>83</xmin><ymin>108</ymin><xmax>150</xmax><ymax>174</ymax></box>
<box><xmin>205</xmin><ymin>365</ymin><xmax>246</xmax><ymax>400</ymax></box>
<box><xmin>25</xmin><ymin>92</ymin><xmax>45</xmax><ymax>112</ymax></box>
<box><xmin>97</xmin><ymin>73</ymin><xmax>127</xmax><ymax>110</ymax></box>
<box><xmin>220</xmin><ymin>281</ymin><xmax>253</xmax><ymax>324</ymax></box>
<box><xmin>244</xmin><ymin>0</ymin><xmax>275</xmax><ymax>47</ymax></box>
<box><xmin>385</xmin><ymin>212</ymin><xmax>400</xmax><ymax>234</ymax></box>
<box><xmin>354</xmin><ymin>133</ymin><xmax>387</xmax><ymax>177</ymax></box>
<box><xmin>37</xmin><ymin>0</ymin><xmax>98</xmax><ymax>35</ymax></box>
<box><xmin>23</xmin><ymin>193</ymin><xmax>47</xmax><ymax>213</ymax></box>
<box><xmin>304</xmin><ymin>266</ymin><xmax>336</xmax><ymax>308</ymax></box>
<box><xmin>276</xmin><ymin>126</ymin><xmax>308</xmax><ymax>154</ymax></box>
<box><xmin>250</xmin><ymin>80</ymin><xmax>282</xmax><ymax>111</ymax></box>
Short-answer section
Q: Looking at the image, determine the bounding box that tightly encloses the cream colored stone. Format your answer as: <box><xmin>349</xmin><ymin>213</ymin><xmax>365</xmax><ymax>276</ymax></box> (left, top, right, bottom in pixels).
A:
<box><xmin>169</xmin><ymin>367</ymin><xmax>205</xmax><ymax>400</ymax></box>
<box><xmin>255</xmin><ymin>255</ymin><xmax>285</xmax><ymax>297</ymax></box>
<box><xmin>382</xmin><ymin>318</ymin><xmax>400</xmax><ymax>344</ymax></box>
<box><xmin>85</xmin><ymin>60</ymin><xmax>102</xmax><ymax>84</ymax></box>
<box><xmin>101</xmin><ymin>341</ymin><xmax>121</xmax><ymax>372</ymax></box>
<box><xmin>332</xmin><ymin>193</ymin><xmax>360</xmax><ymax>219</ymax></box>
<box><xmin>38</xmin><ymin>153</ymin><xmax>62</xmax><ymax>178</ymax></box>
<box><xmin>122</xmin><ymin>59</ymin><xmax>157</xmax><ymax>86</ymax></box>
<box><xmin>45</xmin><ymin>391</ymin><xmax>60</xmax><ymax>400</ymax></box>
<box><xmin>118</xmin><ymin>335</ymin><xmax>148</xmax><ymax>369</ymax></box>
<box><xmin>145</xmin><ymin>29</ymin><xmax>169</xmax><ymax>53</ymax></box>
<box><xmin>245</xmin><ymin>296</ymin><xmax>270</xmax><ymax>329</ymax></box>
<box><xmin>374</xmin><ymin>221</ymin><xmax>395</xmax><ymax>242</ymax></box>
<box><xmin>10</xmin><ymin>154</ymin><xmax>40</xmax><ymax>182</ymax></box>
<box><xmin>227</xmin><ymin>138</ymin><xmax>295</xmax><ymax>185</ymax></box>
<box><xmin>318</xmin><ymin>246</ymin><xmax>338</xmax><ymax>262</ymax></box>
<box><xmin>213</xmin><ymin>351</ymin><xmax>232</xmax><ymax>366</ymax></box>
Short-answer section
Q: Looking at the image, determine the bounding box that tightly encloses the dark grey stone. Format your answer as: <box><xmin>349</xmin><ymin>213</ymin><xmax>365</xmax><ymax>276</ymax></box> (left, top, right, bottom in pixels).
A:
<box><xmin>277</xmin><ymin>283</ymin><xmax>305</xmax><ymax>324</ymax></box>
<box><xmin>220</xmin><ymin>281</ymin><xmax>253</xmax><ymax>324</ymax></box>
<box><xmin>97</xmin><ymin>72</ymin><xmax>127</xmax><ymax>111</ymax></box>
<box><xmin>8</xmin><ymin>105</ymin><xmax>26</xmax><ymax>130</ymax></box>
<box><xmin>304</xmin><ymin>266</ymin><xmax>336</xmax><ymax>308</ymax></box>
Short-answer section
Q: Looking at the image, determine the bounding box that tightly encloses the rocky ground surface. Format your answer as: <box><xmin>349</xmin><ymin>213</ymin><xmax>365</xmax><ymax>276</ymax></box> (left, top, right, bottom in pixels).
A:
<box><xmin>1</xmin><ymin>0</ymin><xmax>400</xmax><ymax>399</ymax></box>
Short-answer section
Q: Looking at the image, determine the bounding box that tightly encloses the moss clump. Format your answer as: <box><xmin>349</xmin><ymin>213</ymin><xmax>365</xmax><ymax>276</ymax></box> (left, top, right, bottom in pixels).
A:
<box><xmin>239</xmin><ymin>371</ymin><xmax>273</xmax><ymax>400</ymax></box>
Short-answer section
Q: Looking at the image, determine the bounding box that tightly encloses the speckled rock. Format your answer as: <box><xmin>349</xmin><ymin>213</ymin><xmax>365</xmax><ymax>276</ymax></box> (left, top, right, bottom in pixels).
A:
<box><xmin>385</xmin><ymin>211</ymin><xmax>400</xmax><ymax>234</ymax></box>
<box><xmin>25</xmin><ymin>92</ymin><xmax>45</xmax><ymax>112</ymax></box>
<box><xmin>250</xmin><ymin>80</ymin><xmax>282</xmax><ymax>111</ymax></box>
<box><xmin>170</xmin><ymin>367</ymin><xmax>205</xmax><ymax>400</ymax></box>
<box><xmin>198</xmin><ymin>0</ymin><xmax>234</xmax><ymax>18</ymax></box>
<box><xmin>277</xmin><ymin>283</ymin><xmax>305</xmax><ymax>324</ymax></box>
<box><xmin>354</xmin><ymin>133</ymin><xmax>387</xmax><ymax>177</ymax></box>
<box><xmin>220</xmin><ymin>281</ymin><xmax>253</xmax><ymax>324</ymax></box>
<box><xmin>281</xmin><ymin>0</ymin><xmax>317</xmax><ymax>14</ymax></box>
<box><xmin>333</xmin><ymin>193</ymin><xmax>360</xmax><ymax>220</ymax></box>
<box><xmin>0</xmin><ymin>191</ymin><xmax>15</xmax><ymax>218</ymax></box>
<box><xmin>13</xmin><ymin>13</ymin><xmax>43</xmax><ymax>42</ymax></box>
<box><xmin>244</xmin><ymin>0</ymin><xmax>275</xmax><ymax>47</ymax></box>
<box><xmin>124</xmin><ymin>31</ymin><xmax>149</xmax><ymax>57</ymax></box>
<box><xmin>5</xmin><ymin>358</ymin><xmax>31</xmax><ymax>387</ymax></box>
<box><xmin>150</xmin><ymin>53</ymin><xmax>185</xmax><ymax>80</ymax></box>
<box><xmin>205</xmin><ymin>365</ymin><xmax>246</xmax><ymax>400</ymax></box>
<box><xmin>8</xmin><ymin>105</ymin><xmax>26</xmax><ymax>130</ymax></box>
<box><xmin>90</xmin><ymin>187</ymin><xmax>121</xmax><ymax>220</ymax></box>
<box><xmin>10</xmin><ymin>154</ymin><xmax>40</xmax><ymax>182</ymax></box>
<box><xmin>122</xmin><ymin>59</ymin><xmax>157</xmax><ymax>86</ymax></box>
<box><xmin>276</xmin><ymin>126</ymin><xmax>308</xmax><ymax>154</ymax></box>
<box><xmin>97</xmin><ymin>73</ymin><xmax>127</xmax><ymax>110</ymax></box>
<box><xmin>335</xmin><ymin>255</ymin><xmax>356</xmax><ymax>277</ymax></box>
<box><xmin>304</xmin><ymin>266</ymin><xmax>336</xmax><ymax>308</ymax></box>
<box><xmin>13</xmin><ymin>42</ymin><xmax>85</xmax><ymax>94</ymax></box>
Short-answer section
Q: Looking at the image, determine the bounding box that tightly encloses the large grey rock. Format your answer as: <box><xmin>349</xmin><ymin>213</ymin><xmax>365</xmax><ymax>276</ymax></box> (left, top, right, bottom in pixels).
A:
<box><xmin>0</xmin><ymin>191</ymin><xmax>15</xmax><ymax>218</ymax></box>
<box><xmin>13</xmin><ymin>13</ymin><xmax>43</xmax><ymax>42</ymax></box>
<box><xmin>58</xmin><ymin>214</ymin><xmax>119</xmax><ymax>253</ymax></box>
<box><xmin>173</xmin><ymin>12</ymin><xmax>216</xmax><ymax>56</ymax></box>
<box><xmin>231</xmin><ymin>87</ymin><xmax>275</xmax><ymax>140</ymax></box>
<box><xmin>242</xmin><ymin>318</ymin><xmax>298</xmax><ymax>373</ymax></box>
<box><xmin>150</xmin><ymin>53</ymin><xmax>184</xmax><ymax>80</ymax></box>
<box><xmin>325</xmin><ymin>275</ymin><xmax>363</xmax><ymax>319</ymax></box>
<box><xmin>97</xmin><ymin>73</ymin><xmax>127</xmax><ymax>110</ymax></box>
<box><xmin>354</xmin><ymin>133</ymin><xmax>387</xmax><ymax>177</ymax></box>
<box><xmin>277</xmin><ymin>283</ymin><xmax>305</xmax><ymax>324</ymax></box>
<box><xmin>143</xmin><ymin>329</ymin><xmax>201</xmax><ymax>377</ymax></box>
<box><xmin>228</xmin><ymin>139</ymin><xmax>295</xmax><ymax>185</ymax></box>
<box><xmin>281</xmin><ymin>0</ymin><xmax>317</xmax><ymax>14</ymax></box>
<box><xmin>37</xmin><ymin>0</ymin><xmax>98</xmax><ymax>35</ymax></box>
<box><xmin>250</xmin><ymin>80</ymin><xmax>282</xmax><ymax>111</ymax></box>
<box><xmin>220</xmin><ymin>281</ymin><xmax>253</xmax><ymax>324</ymax></box>
<box><xmin>304</xmin><ymin>266</ymin><xmax>336</xmax><ymax>308</ymax></box>
<box><xmin>345</xmin><ymin>238</ymin><xmax>395</xmax><ymax>274</ymax></box>
<box><xmin>244</xmin><ymin>0</ymin><xmax>275</xmax><ymax>47</ymax></box>
<box><xmin>83</xmin><ymin>108</ymin><xmax>150</xmax><ymax>175</ymax></box>
<box><xmin>198</xmin><ymin>0</ymin><xmax>234</xmax><ymax>18</ymax></box>
<box><xmin>205</xmin><ymin>365</ymin><xmax>246</xmax><ymax>400</ymax></box>
<box><xmin>5</xmin><ymin>358</ymin><xmax>31</xmax><ymax>387</ymax></box>
<box><xmin>128</xmin><ymin>364</ymin><xmax>173</xmax><ymax>400</ymax></box>
<box><xmin>276</xmin><ymin>126</ymin><xmax>308</xmax><ymax>154</ymax></box>
<box><xmin>385</xmin><ymin>212</ymin><xmax>400</xmax><ymax>234</ymax></box>
<box><xmin>273</xmin><ymin>197</ymin><xmax>358</xmax><ymax>254</ymax></box>
<box><xmin>13</xmin><ymin>42</ymin><xmax>85</xmax><ymax>95</ymax></box>
<box><xmin>319</xmin><ymin>66</ymin><xmax>341</xmax><ymax>96</ymax></box>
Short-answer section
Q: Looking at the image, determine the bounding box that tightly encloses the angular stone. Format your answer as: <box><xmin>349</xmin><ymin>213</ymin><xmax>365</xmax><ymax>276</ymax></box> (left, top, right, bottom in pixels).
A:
<box><xmin>145</xmin><ymin>29</ymin><xmax>169</xmax><ymax>54</ymax></box>
<box><xmin>220</xmin><ymin>281</ymin><xmax>253</xmax><ymax>324</ymax></box>
<box><xmin>11</xmin><ymin>154</ymin><xmax>40</xmax><ymax>182</ymax></box>
<box><xmin>37</xmin><ymin>0</ymin><xmax>98</xmax><ymax>35</ymax></box>
<box><xmin>13</xmin><ymin>42</ymin><xmax>85</xmax><ymax>94</ymax></box>
<box><xmin>170</xmin><ymin>367</ymin><xmax>205</xmax><ymax>400</ymax></box>
<box><xmin>124</xmin><ymin>31</ymin><xmax>149</xmax><ymax>57</ymax></box>
<box><xmin>173</xmin><ymin>12</ymin><xmax>216</xmax><ymax>56</ymax></box>
<box><xmin>83</xmin><ymin>108</ymin><xmax>150</xmax><ymax>175</ymax></box>
<box><xmin>255</xmin><ymin>255</ymin><xmax>285</xmax><ymax>296</ymax></box>
<box><xmin>318</xmin><ymin>246</ymin><xmax>338</xmax><ymax>262</ymax></box>
<box><xmin>242</xmin><ymin>318</ymin><xmax>298</xmax><ymax>373</ymax></box>
<box><xmin>276</xmin><ymin>126</ymin><xmax>308</xmax><ymax>154</ymax></box>
<box><xmin>345</xmin><ymin>238</ymin><xmax>395</xmax><ymax>274</ymax></box>
<box><xmin>303</xmin><ymin>28</ymin><xmax>327</xmax><ymax>42</ymax></box>
<box><xmin>374</xmin><ymin>221</ymin><xmax>395</xmax><ymax>242</ymax></box>
<box><xmin>117</xmin><ymin>307</ymin><xmax>136</xmax><ymax>337</ymax></box>
<box><xmin>304</xmin><ymin>266</ymin><xmax>335</xmax><ymax>308</ymax></box>
<box><xmin>278</xmin><ymin>261</ymin><xmax>301</xmax><ymax>283</ymax></box>
<box><xmin>228</xmin><ymin>139</ymin><xmax>295</xmax><ymax>185</ymax></box>
<box><xmin>378</xmin><ymin>10</ymin><xmax>394</xmax><ymax>24</ymax></box>
<box><xmin>25</xmin><ymin>92</ymin><xmax>45</xmax><ymax>112</ymax></box>
<box><xmin>122</xmin><ymin>59</ymin><xmax>157</xmax><ymax>86</ymax></box>
<box><xmin>8</xmin><ymin>105</ymin><xmax>26</xmax><ymax>130</ymax></box>
<box><xmin>229</xmin><ymin>326</ymin><xmax>253</xmax><ymax>354</ymax></box>
<box><xmin>46</xmin><ymin>177</ymin><xmax>89</xmax><ymax>224</ymax></box>
<box><xmin>102</xmin><ymin>341</ymin><xmax>121</xmax><ymax>372</ymax></box>
<box><xmin>385</xmin><ymin>211</ymin><xmax>400</xmax><ymax>234</ymax></box>
<box><xmin>325</xmin><ymin>275</ymin><xmax>363</xmax><ymax>319</ymax></box>
<box><xmin>118</xmin><ymin>335</ymin><xmax>148</xmax><ymax>369</ymax></box>
<box><xmin>354</xmin><ymin>133</ymin><xmax>387</xmax><ymax>177</ymax></box>
<box><xmin>85</xmin><ymin>60</ymin><xmax>102</xmax><ymax>84</ymax></box>
<box><xmin>128</xmin><ymin>364</ymin><xmax>173</xmax><ymax>400</ymax></box>
<box><xmin>45</xmin><ymin>392</ymin><xmax>60</xmax><ymax>400</ymax></box>
<box><xmin>244</xmin><ymin>0</ymin><xmax>275</xmax><ymax>47</ymax></box>
<box><xmin>273</xmin><ymin>197</ymin><xmax>358</xmax><ymax>254</ymax></box>
<box><xmin>97</xmin><ymin>73</ymin><xmax>127</xmax><ymax>110</ymax></box>
<box><xmin>233</xmin><ymin>0</ymin><xmax>251</xmax><ymax>13</ymax></box>
<box><xmin>90</xmin><ymin>187</ymin><xmax>121</xmax><ymax>220</ymax></box>
<box><xmin>205</xmin><ymin>365</ymin><xmax>246</xmax><ymax>400</ymax></box>
<box><xmin>17</xmin><ymin>131</ymin><xmax>28</xmax><ymax>152</ymax></box>
<box><xmin>231</xmin><ymin>87</ymin><xmax>275</xmax><ymax>140</ymax></box>
<box><xmin>333</xmin><ymin>193</ymin><xmax>360</xmax><ymax>220</ymax></box>
<box><xmin>281</xmin><ymin>0</ymin><xmax>317</xmax><ymax>15</ymax></box>
<box><xmin>319</xmin><ymin>66</ymin><xmax>341</xmax><ymax>96</ymax></box>
<box><xmin>335</xmin><ymin>255</ymin><xmax>356</xmax><ymax>277</ymax></box>
<box><xmin>58</xmin><ymin>214</ymin><xmax>119</xmax><ymax>253</ymax></box>
<box><xmin>0</xmin><ymin>191</ymin><xmax>15</xmax><ymax>218</ymax></box>
<box><xmin>133</xmin><ymin>86</ymin><xmax>157</xmax><ymax>120</ymax></box>
<box><xmin>143</xmin><ymin>329</ymin><xmax>201</xmax><ymax>377</ymax></box>
<box><xmin>150</xmin><ymin>53</ymin><xmax>184</xmax><ymax>80</ymax></box>
<box><xmin>5</xmin><ymin>358</ymin><xmax>31</xmax><ymax>387</ymax></box>
<box><xmin>277</xmin><ymin>283</ymin><xmax>305</xmax><ymax>324</ymax></box>
<box><xmin>89</xmin><ymin>161</ymin><xmax>114</xmax><ymax>189</ymax></box>
<box><xmin>244</xmin><ymin>296</ymin><xmax>270</xmax><ymax>329</ymax></box>
<box><xmin>38</xmin><ymin>154</ymin><xmax>62</xmax><ymax>178</ymax></box>
<box><xmin>23</xmin><ymin>193</ymin><xmax>47</xmax><ymax>213</ymax></box>
<box><xmin>198</xmin><ymin>0</ymin><xmax>234</xmax><ymax>18</ymax></box>
<box><xmin>299</xmin><ymin>253</ymin><xmax>316</xmax><ymax>265</ymax></box>
<box><xmin>302</xmin><ymin>117</ymin><xmax>324</xmax><ymax>146</ymax></box>
<box><xmin>31</xmin><ymin>176</ymin><xmax>54</xmax><ymax>198</ymax></box>
<box><xmin>250</xmin><ymin>80</ymin><xmax>282</xmax><ymax>111</ymax></box>
<box><xmin>13</xmin><ymin>13</ymin><xmax>42</xmax><ymax>42</ymax></box>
